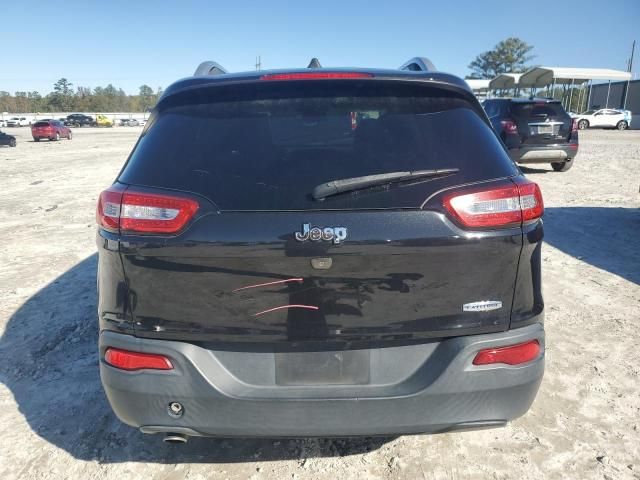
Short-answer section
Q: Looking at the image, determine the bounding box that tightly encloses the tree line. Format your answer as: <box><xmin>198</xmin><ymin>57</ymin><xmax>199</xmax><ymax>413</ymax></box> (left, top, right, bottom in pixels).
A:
<box><xmin>0</xmin><ymin>79</ymin><xmax>162</xmax><ymax>113</ymax></box>
<box><xmin>467</xmin><ymin>37</ymin><xmax>535</xmax><ymax>79</ymax></box>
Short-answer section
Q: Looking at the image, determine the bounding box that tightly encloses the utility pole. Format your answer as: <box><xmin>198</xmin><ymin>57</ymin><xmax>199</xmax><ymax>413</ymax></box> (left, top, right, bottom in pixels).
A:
<box><xmin>622</xmin><ymin>40</ymin><xmax>635</xmax><ymax>109</ymax></box>
<box><xmin>255</xmin><ymin>56</ymin><xmax>262</xmax><ymax>71</ymax></box>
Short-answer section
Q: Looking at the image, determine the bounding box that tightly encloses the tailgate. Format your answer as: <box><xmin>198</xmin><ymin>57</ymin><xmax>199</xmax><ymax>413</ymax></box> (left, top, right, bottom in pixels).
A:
<box><xmin>121</xmin><ymin>209</ymin><xmax>522</xmax><ymax>343</ymax></box>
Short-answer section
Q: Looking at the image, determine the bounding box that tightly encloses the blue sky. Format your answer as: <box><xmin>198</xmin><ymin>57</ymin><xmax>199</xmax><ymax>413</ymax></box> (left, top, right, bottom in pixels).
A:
<box><xmin>1</xmin><ymin>0</ymin><xmax>639</xmax><ymax>95</ymax></box>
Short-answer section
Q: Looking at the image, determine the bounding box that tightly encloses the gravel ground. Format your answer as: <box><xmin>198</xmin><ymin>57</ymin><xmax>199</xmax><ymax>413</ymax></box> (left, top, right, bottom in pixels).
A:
<box><xmin>0</xmin><ymin>127</ymin><xmax>638</xmax><ymax>480</ymax></box>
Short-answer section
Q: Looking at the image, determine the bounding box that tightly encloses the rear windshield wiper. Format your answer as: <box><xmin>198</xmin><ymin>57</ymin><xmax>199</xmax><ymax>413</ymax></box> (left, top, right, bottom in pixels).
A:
<box><xmin>312</xmin><ymin>168</ymin><xmax>459</xmax><ymax>200</ymax></box>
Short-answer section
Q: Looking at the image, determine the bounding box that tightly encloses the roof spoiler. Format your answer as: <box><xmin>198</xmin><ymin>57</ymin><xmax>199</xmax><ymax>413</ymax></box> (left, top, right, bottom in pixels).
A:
<box><xmin>193</xmin><ymin>56</ymin><xmax>436</xmax><ymax>76</ymax></box>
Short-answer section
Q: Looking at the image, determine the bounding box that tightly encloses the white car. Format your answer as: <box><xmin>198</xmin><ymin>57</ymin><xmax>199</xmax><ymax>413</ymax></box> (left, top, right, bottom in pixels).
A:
<box><xmin>573</xmin><ymin>109</ymin><xmax>630</xmax><ymax>130</ymax></box>
<box><xmin>5</xmin><ymin>116</ymin><xmax>32</xmax><ymax>127</ymax></box>
<box><xmin>139</xmin><ymin>119</ymin><xmax>147</xmax><ymax>127</ymax></box>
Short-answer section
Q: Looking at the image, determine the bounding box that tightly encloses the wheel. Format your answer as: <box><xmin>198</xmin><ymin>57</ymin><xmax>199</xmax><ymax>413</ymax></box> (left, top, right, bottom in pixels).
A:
<box><xmin>551</xmin><ymin>160</ymin><xmax>573</xmax><ymax>172</ymax></box>
<box><xmin>54</xmin><ymin>132</ymin><xmax>60</xmax><ymax>141</ymax></box>
<box><xmin>67</xmin><ymin>131</ymin><xmax>72</xmax><ymax>140</ymax></box>
<box><xmin>33</xmin><ymin>137</ymin><xmax>40</xmax><ymax>142</ymax></box>
<box><xmin>578</xmin><ymin>119</ymin><xmax>589</xmax><ymax>130</ymax></box>
<box><xmin>9</xmin><ymin>138</ymin><xmax>16</xmax><ymax>147</ymax></box>
<box><xmin>616</xmin><ymin>121</ymin><xmax>628</xmax><ymax>130</ymax></box>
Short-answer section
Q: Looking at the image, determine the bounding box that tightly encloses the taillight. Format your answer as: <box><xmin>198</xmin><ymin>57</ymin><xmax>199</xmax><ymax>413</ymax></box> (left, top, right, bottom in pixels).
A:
<box><xmin>261</xmin><ymin>72</ymin><xmax>373</xmax><ymax>81</ymax></box>
<box><xmin>350</xmin><ymin>111</ymin><xmax>358</xmax><ymax>130</ymax></box>
<box><xmin>500</xmin><ymin>119</ymin><xmax>518</xmax><ymax>134</ymax></box>
<box><xmin>571</xmin><ymin>119</ymin><xmax>578</xmax><ymax>133</ymax></box>
<box><xmin>473</xmin><ymin>340</ymin><xmax>541</xmax><ymax>366</ymax></box>
<box><xmin>96</xmin><ymin>185</ymin><xmax>125</xmax><ymax>231</ymax></box>
<box><xmin>96</xmin><ymin>185</ymin><xmax>199</xmax><ymax>234</ymax></box>
<box><xmin>443</xmin><ymin>180</ymin><xmax>543</xmax><ymax>229</ymax></box>
<box><xmin>516</xmin><ymin>181</ymin><xmax>544</xmax><ymax>222</ymax></box>
<box><xmin>104</xmin><ymin>348</ymin><xmax>173</xmax><ymax>371</ymax></box>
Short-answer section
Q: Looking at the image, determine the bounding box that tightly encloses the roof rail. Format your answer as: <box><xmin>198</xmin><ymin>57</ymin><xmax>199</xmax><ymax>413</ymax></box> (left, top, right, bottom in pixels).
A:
<box><xmin>399</xmin><ymin>57</ymin><xmax>436</xmax><ymax>72</ymax></box>
<box><xmin>194</xmin><ymin>61</ymin><xmax>228</xmax><ymax>76</ymax></box>
<box><xmin>307</xmin><ymin>58</ymin><xmax>322</xmax><ymax>69</ymax></box>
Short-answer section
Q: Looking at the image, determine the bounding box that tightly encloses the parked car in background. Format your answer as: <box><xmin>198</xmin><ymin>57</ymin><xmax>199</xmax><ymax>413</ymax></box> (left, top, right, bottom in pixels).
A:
<box><xmin>96</xmin><ymin>114</ymin><xmax>114</xmax><ymax>127</ymax></box>
<box><xmin>6</xmin><ymin>116</ymin><xmax>32</xmax><ymax>127</ymax></box>
<box><xmin>119</xmin><ymin>118</ymin><xmax>140</xmax><ymax>127</ymax></box>
<box><xmin>97</xmin><ymin>60</ymin><xmax>545</xmax><ymax>441</ymax></box>
<box><xmin>138</xmin><ymin>118</ymin><xmax>147</xmax><ymax>127</ymax></box>
<box><xmin>483</xmin><ymin>97</ymin><xmax>578</xmax><ymax>172</ymax></box>
<box><xmin>65</xmin><ymin>114</ymin><xmax>95</xmax><ymax>127</ymax></box>
<box><xmin>0</xmin><ymin>119</ymin><xmax>7</xmax><ymax>127</ymax></box>
<box><xmin>572</xmin><ymin>108</ymin><xmax>631</xmax><ymax>130</ymax></box>
<box><xmin>0</xmin><ymin>130</ymin><xmax>17</xmax><ymax>147</ymax></box>
<box><xmin>31</xmin><ymin>120</ymin><xmax>72</xmax><ymax>141</ymax></box>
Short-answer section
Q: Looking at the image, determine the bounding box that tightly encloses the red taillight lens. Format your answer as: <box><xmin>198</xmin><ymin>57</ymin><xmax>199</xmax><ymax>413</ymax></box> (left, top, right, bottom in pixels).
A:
<box><xmin>261</xmin><ymin>72</ymin><xmax>373</xmax><ymax>81</ymax></box>
<box><xmin>500</xmin><ymin>119</ymin><xmax>518</xmax><ymax>134</ymax></box>
<box><xmin>96</xmin><ymin>185</ymin><xmax>125</xmax><ymax>232</ymax></box>
<box><xmin>104</xmin><ymin>348</ymin><xmax>173</xmax><ymax>371</ymax></box>
<box><xmin>571</xmin><ymin>119</ymin><xmax>578</xmax><ymax>133</ymax></box>
<box><xmin>120</xmin><ymin>191</ymin><xmax>199</xmax><ymax>233</ymax></box>
<box><xmin>473</xmin><ymin>340</ymin><xmax>541</xmax><ymax>366</ymax></box>
<box><xmin>443</xmin><ymin>180</ymin><xmax>543</xmax><ymax>229</ymax></box>
<box><xmin>96</xmin><ymin>186</ymin><xmax>199</xmax><ymax>234</ymax></box>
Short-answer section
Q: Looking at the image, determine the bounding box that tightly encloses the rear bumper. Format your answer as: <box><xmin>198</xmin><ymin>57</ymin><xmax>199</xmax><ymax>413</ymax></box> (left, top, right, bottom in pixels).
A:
<box><xmin>509</xmin><ymin>144</ymin><xmax>578</xmax><ymax>163</ymax></box>
<box><xmin>99</xmin><ymin>323</ymin><xmax>544</xmax><ymax>437</ymax></box>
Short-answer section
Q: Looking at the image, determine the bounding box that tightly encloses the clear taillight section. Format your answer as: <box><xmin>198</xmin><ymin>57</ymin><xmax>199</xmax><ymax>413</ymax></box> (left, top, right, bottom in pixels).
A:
<box><xmin>443</xmin><ymin>180</ymin><xmax>543</xmax><ymax>229</ymax></box>
<box><xmin>97</xmin><ymin>185</ymin><xmax>199</xmax><ymax>234</ymax></box>
<box><xmin>517</xmin><ymin>182</ymin><xmax>544</xmax><ymax>222</ymax></box>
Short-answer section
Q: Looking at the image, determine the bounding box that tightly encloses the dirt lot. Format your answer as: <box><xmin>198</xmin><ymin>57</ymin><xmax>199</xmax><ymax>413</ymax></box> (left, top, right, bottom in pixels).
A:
<box><xmin>0</xmin><ymin>127</ymin><xmax>638</xmax><ymax>480</ymax></box>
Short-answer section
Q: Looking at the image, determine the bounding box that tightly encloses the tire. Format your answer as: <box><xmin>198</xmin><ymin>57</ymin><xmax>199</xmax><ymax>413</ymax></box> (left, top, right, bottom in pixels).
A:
<box><xmin>68</xmin><ymin>131</ymin><xmax>72</xmax><ymax>140</ymax></box>
<box><xmin>9</xmin><ymin>138</ymin><xmax>16</xmax><ymax>147</ymax></box>
<box><xmin>54</xmin><ymin>132</ymin><xmax>60</xmax><ymax>141</ymax></box>
<box><xmin>578</xmin><ymin>119</ymin><xmax>589</xmax><ymax>130</ymax></box>
<box><xmin>616</xmin><ymin>121</ymin><xmax>628</xmax><ymax>130</ymax></box>
<box><xmin>551</xmin><ymin>160</ymin><xmax>573</xmax><ymax>172</ymax></box>
<box><xmin>34</xmin><ymin>137</ymin><xmax>40</xmax><ymax>142</ymax></box>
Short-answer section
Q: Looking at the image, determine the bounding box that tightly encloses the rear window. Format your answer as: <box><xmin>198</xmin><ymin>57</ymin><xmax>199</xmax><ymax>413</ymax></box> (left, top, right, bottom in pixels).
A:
<box><xmin>119</xmin><ymin>82</ymin><xmax>517</xmax><ymax>210</ymax></box>
<box><xmin>510</xmin><ymin>102</ymin><xmax>569</xmax><ymax>119</ymax></box>
<box><xmin>33</xmin><ymin>121</ymin><xmax>51</xmax><ymax>127</ymax></box>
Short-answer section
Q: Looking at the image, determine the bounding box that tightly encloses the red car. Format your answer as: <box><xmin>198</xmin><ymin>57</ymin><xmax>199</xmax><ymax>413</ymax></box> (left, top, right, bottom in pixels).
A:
<box><xmin>31</xmin><ymin>120</ymin><xmax>72</xmax><ymax>142</ymax></box>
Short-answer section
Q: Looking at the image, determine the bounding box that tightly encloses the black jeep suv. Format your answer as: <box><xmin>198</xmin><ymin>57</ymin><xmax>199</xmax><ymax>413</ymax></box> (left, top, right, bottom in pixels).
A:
<box><xmin>97</xmin><ymin>58</ymin><xmax>545</xmax><ymax>441</ymax></box>
<box><xmin>483</xmin><ymin>98</ymin><xmax>578</xmax><ymax>172</ymax></box>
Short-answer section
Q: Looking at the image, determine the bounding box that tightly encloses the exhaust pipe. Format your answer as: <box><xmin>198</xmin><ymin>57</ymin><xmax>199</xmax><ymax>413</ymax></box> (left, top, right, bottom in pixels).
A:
<box><xmin>163</xmin><ymin>433</ymin><xmax>188</xmax><ymax>444</ymax></box>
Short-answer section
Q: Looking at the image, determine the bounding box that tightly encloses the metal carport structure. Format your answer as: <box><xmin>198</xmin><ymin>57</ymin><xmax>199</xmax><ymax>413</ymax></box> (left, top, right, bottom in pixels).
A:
<box><xmin>488</xmin><ymin>73</ymin><xmax>522</xmax><ymax>94</ymax></box>
<box><xmin>518</xmin><ymin>67</ymin><xmax>632</xmax><ymax>112</ymax></box>
<box><xmin>465</xmin><ymin>79</ymin><xmax>490</xmax><ymax>99</ymax></box>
